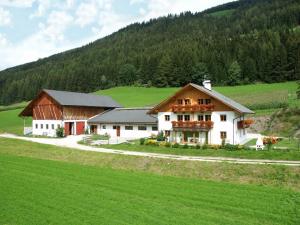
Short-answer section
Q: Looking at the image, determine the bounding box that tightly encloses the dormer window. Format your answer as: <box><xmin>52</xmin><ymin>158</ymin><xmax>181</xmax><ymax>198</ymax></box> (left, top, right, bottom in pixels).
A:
<box><xmin>205</xmin><ymin>99</ymin><xmax>211</xmax><ymax>104</ymax></box>
<box><xmin>184</xmin><ymin>99</ymin><xmax>191</xmax><ymax>105</ymax></box>
<box><xmin>177</xmin><ymin>99</ymin><xmax>183</xmax><ymax>105</ymax></box>
<box><xmin>198</xmin><ymin>99</ymin><xmax>204</xmax><ymax>105</ymax></box>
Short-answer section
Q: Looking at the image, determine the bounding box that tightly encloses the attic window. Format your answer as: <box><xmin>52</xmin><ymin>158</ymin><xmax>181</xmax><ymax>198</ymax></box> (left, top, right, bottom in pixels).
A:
<box><xmin>205</xmin><ymin>99</ymin><xmax>211</xmax><ymax>104</ymax></box>
<box><xmin>184</xmin><ymin>99</ymin><xmax>191</xmax><ymax>105</ymax></box>
<box><xmin>177</xmin><ymin>99</ymin><xmax>183</xmax><ymax>105</ymax></box>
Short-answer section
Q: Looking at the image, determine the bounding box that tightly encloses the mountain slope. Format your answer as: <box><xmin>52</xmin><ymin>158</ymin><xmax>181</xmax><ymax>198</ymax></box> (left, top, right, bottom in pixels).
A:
<box><xmin>0</xmin><ymin>0</ymin><xmax>300</xmax><ymax>105</ymax></box>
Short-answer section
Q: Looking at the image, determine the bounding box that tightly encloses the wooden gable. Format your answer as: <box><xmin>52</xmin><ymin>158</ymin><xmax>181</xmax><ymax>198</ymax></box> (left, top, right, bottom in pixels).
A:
<box><xmin>20</xmin><ymin>90</ymin><xmax>107</xmax><ymax>120</ymax></box>
<box><xmin>149</xmin><ymin>84</ymin><xmax>236</xmax><ymax>114</ymax></box>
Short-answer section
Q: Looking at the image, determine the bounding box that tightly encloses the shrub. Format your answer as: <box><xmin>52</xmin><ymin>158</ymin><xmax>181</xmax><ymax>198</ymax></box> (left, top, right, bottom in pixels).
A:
<box><xmin>140</xmin><ymin>138</ymin><xmax>145</xmax><ymax>145</ymax></box>
<box><xmin>202</xmin><ymin>144</ymin><xmax>208</xmax><ymax>150</ymax></box>
<box><xmin>224</xmin><ymin>144</ymin><xmax>239</xmax><ymax>151</ymax></box>
<box><xmin>159</xmin><ymin>142</ymin><xmax>167</xmax><ymax>147</ymax></box>
<box><xmin>56</xmin><ymin>127</ymin><xmax>64</xmax><ymax>137</ymax></box>
<box><xmin>165</xmin><ymin>142</ymin><xmax>171</xmax><ymax>148</ymax></box>
<box><xmin>221</xmin><ymin>139</ymin><xmax>226</xmax><ymax>147</ymax></box>
<box><xmin>145</xmin><ymin>139</ymin><xmax>158</xmax><ymax>146</ymax></box>
<box><xmin>183</xmin><ymin>144</ymin><xmax>189</xmax><ymax>149</ymax></box>
<box><xmin>156</xmin><ymin>131</ymin><xmax>165</xmax><ymax>141</ymax></box>
<box><xmin>195</xmin><ymin>144</ymin><xmax>201</xmax><ymax>149</ymax></box>
<box><xmin>172</xmin><ymin>143</ymin><xmax>180</xmax><ymax>148</ymax></box>
<box><xmin>210</xmin><ymin>144</ymin><xmax>221</xmax><ymax>150</ymax></box>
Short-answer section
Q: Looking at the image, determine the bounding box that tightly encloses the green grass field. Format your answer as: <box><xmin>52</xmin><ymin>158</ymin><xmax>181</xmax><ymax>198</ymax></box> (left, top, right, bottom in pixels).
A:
<box><xmin>1</xmin><ymin>138</ymin><xmax>300</xmax><ymax>225</ymax></box>
<box><xmin>95</xmin><ymin>81</ymin><xmax>298</xmax><ymax>111</ymax></box>
<box><xmin>0</xmin><ymin>108</ymin><xmax>31</xmax><ymax>135</ymax></box>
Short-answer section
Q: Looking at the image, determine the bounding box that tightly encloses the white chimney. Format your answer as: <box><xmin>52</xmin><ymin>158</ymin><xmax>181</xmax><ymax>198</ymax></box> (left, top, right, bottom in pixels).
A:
<box><xmin>203</xmin><ymin>80</ymin><xmax>212</xmax><ymax>91</ymax></box>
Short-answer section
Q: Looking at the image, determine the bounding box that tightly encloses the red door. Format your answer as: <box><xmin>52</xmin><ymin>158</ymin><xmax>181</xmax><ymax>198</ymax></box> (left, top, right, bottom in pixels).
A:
<box><xmin>64</xmin><ymin>122</ymin><xmax>70</xmax><ymax>136</ymax></box>
<box><xmin>116</xmin><ymin>126</ymin><xmax>120</xmax><ymax>137</ymax></box>
<box><xmin>76</xmin><ymin>122</ymin><xmax>85</xmax><ymax>135</ymax></box>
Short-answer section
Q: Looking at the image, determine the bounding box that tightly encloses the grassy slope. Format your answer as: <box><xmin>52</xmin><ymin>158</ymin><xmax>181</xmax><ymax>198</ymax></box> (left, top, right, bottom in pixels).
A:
<box><xmin>96</xmin><ymin>81</ymin><xmax>298</xmax><ymax>110</ymax></box>
<box><xmin>0</xmin><ymin>138</ymin><xmax>300</xmax><ymax>225</ymax></box>
<box><xmin>0</xmin><ymin>108</ymin><xmax>31</xmax><ymax>135</ymax></box>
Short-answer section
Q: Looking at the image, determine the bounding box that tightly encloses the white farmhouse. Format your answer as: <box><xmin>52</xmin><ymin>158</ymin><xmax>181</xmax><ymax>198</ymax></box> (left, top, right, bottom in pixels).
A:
<box><xmin>148</xmin><ymin>81</ymin><xmax>254</xmax><ymax>145</ymax></box>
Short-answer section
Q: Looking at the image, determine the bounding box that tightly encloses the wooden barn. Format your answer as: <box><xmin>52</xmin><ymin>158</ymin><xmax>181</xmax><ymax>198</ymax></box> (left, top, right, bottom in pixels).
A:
<box><xmin>19</xmin><ymin>89</ymin><xmax>121</xmax><ymax>136</ymax></box>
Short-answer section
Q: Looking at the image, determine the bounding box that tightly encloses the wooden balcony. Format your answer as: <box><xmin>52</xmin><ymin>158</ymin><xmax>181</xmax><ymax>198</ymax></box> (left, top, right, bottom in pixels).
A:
<box><xmin>237</xmin><ymin>119</ymin><xmax>254</xmax><ymax>129</ymax></box>
<box><xmin>172</xmin><ymin>121</ymin><xmax>214</xmax><ymax>130</ymax></box>
<box><xmin>172</xmin><ymin>104</ymin><xmax>214</xmax><ymax>112</ymax></box>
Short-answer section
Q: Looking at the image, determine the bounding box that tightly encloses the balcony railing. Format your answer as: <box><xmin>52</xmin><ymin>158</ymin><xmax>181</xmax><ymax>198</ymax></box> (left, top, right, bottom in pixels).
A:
<box><xmin>237</xmin><ymin>119</ymin><xmax>254</xmax><ymax>129</ymax></box>
<box><xmin>172</xmin><ymin>104</ymin><xmax>214</xmax><ymax>112</ymax></box>
<box><xmin>172</xmin><ymin>121</ymin><xmax>214</xmax><ymax>130</ymax></box>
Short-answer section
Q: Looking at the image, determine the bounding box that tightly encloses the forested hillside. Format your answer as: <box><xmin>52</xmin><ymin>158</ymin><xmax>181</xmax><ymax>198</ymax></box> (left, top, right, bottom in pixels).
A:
<box><xmin>0</xmin><ymin>0</ymin><xmax>300</xmax><ymax>105</ymax></box>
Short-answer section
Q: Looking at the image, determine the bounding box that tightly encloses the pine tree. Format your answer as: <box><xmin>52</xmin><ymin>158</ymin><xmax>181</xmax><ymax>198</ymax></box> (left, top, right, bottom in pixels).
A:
<box><xmin>227</xmin><ymin>61</ymin><xmax>242</xmax><ymax>85</ymax></box>
<box><xmin>156</xmin><ymin>54</ymin><xmax>172</xmax><ymax>87</ymax></box>
<box><xmin>191</xmin><ymin>62</ymin><xmax>211</xmax><ymax>84</ymax></box>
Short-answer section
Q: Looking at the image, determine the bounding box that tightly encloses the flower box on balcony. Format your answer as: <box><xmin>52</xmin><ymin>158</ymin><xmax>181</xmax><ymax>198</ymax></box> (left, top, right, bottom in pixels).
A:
<box><xmin>172</xmin><ymin>104</ymin><xmax>214</xmax><ymax>112</ymax></box>
<box><xmin>237</xmin><ymin>119</ymin><xmax>254</xmax><ymax>129</ymax></box>
<box><xmin>172</xmin><ymin>121</ymin><xmax>214</xmax><ymax>130</ymax></box>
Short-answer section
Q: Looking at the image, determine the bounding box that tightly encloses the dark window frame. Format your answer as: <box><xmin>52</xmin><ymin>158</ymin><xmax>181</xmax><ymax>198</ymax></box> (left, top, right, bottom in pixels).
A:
<box><xmin>220</xmin><ymin>131</ymin><xmax>227</xmax><ymax>139</ymax></box>
<box><xmin>184</xmin><ymin>115</ymin><xmax>190</xmax><ymax>121</ymax></box>
<box><xmin>220</xmin><ymin>114</ymin><xmax>227</xmax><ymax>122</ymax></box>
<box><xmin>138</xmin><ymin>126</ymin><xmax>147</xmax><ymax>131</ymax></box>
<box><xmin>152</xmin><ymin>126</ymin><xmax>158</xmax><ymax>131</ymax></box>
<box><xmin>125</xmin><ymin>126</ymin><xmax>133</xmax><ymax>130</ymax></box>
<box><xmin>165</xmin><ymin>115</ymin><xmax>170</xmax><ymax>121</ymax></box>
<box><xmin>177</xmin><ymin>115</ymin><xmax>183</xmax><ymax>121</ymax></box>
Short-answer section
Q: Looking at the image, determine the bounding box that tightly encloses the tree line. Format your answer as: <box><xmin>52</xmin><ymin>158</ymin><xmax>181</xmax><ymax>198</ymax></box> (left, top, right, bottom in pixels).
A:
<box><xmin>0</xmin><ymin>0</ymin><xmax>299</xmax><ymax>105</ymax></box>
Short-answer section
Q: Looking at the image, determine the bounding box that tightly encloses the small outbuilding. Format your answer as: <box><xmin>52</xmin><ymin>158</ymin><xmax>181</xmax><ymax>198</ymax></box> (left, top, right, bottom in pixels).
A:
<box><xmin>88</xmin><ymin>107</ymin><xmax>158</xmax><ymax>138</ymax></box>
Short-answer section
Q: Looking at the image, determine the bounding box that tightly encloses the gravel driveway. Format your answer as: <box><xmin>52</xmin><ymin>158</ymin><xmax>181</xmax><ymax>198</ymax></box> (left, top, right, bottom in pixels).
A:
<box><xmin>1</xmin><ymin>133</ymin><xmax>300</xmax><ymax>166</ymax></box>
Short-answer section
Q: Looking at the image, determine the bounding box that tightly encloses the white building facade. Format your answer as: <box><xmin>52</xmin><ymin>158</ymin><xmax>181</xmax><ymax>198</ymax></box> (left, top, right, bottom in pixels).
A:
<box><xmin>150</xmin><ymin>82</ymin><xmax>254</xmax><ymax>145</ymax></box>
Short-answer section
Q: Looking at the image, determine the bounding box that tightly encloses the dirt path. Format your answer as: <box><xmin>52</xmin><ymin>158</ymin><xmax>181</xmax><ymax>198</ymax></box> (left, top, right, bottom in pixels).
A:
<box><xmin>1</xmin><ymin>133</ymin><xmax>300</xmax><ymax>166</ymax></box>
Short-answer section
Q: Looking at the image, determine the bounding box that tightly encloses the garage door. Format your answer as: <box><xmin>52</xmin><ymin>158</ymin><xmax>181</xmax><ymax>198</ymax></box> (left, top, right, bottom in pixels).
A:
<box><xmin>76</xmin><ymin>122</ymin><xmax>85</xmax><ymax>135</ymax></box>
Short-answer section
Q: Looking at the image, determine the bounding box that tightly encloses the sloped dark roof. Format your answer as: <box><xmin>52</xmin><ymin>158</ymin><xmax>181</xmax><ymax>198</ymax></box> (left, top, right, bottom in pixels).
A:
<box><xmin>149</xmin><ymin>83</ymin><xmax>254</xmax><ymax>114</ymax></box>
<box><xmin>189</xmin><ymin>83</ymin><xmax>254</xmax><ymax>114</ymax></box>
<box><xmin>43</xmin><ymin>89</ymin><xmax>122</xmax><ymax>108</ymax></box>
<box><xmin>88</xmin><ymin>107</ymin><xmax>157</xmax><ymax>124</ymax></box>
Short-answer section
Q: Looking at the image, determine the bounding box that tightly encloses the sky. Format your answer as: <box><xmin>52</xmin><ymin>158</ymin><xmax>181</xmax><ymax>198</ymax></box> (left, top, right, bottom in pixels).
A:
<box><xmin>0</xmin><ymin>0</ymin><xmax>233</xmax><ymax>70</ymax></box>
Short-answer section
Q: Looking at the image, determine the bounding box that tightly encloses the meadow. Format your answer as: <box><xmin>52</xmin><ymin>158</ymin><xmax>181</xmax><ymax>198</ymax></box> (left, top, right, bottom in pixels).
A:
<box><xmin>0</xmin><ymin>138</ymin><xmax>300</xmax><ymax>225</ymax></box>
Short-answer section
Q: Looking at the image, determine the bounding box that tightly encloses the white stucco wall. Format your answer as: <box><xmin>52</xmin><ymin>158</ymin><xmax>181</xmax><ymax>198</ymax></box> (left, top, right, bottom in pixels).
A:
<box><xmin>96</xmin><ymin>124</ymin><xmax>158</xmax><ymax>138</ymax></box>
<box><xmin>157</xmin><ymin>111</ymin><xmax>248</xmax><ymax>145</ymax></box>
<box><xmin>32</xmin><ymin>119</ymin><xmax>89</xmax><ymax>137</ymax></box>
<box><xmin>32</xmin><ymin>120</ymin><xmax>63</xmax><ymax>137</ymax></box>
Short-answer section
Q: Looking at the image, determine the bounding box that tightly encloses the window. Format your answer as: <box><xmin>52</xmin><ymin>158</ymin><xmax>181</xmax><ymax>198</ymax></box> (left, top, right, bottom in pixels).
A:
<box><xmin>198</xmin><ymin>115</ymin><xmax>204</xmax><ymax>121</ymax></box>
<box><xmin>184</xmin><ymin>99</ymin><xmax>191</xmax><ymax>105</ymax></box>
<box><xmin>205</xmin><ymin>115</ymin><xmax>211</xmax><ymax>121</ymax></box>
<box><xmin>35</xmin><ymin>124</ymin><xmax>38</xmax><ymax>129</ymax></box>
<box><xmin>220</xmin><ymin>132</ymin><xmax>227</xmax><ymax>139</ymax></box>
<box><xmin>165</xmin><ymin>115</ymin><xmax>170</xmax><ymax>121</ymax></box>
<box><xmin>184</xmin><ymin>115</ymin><xmax>190</xmax><ymax>121</ymax></box>
<box><xmin>113</xmin><ymin>125</ymin><xmax>117</xmax><ymax>129</ymax></box>
<box><xmin>205</xmin><ymin>99</ymin><xmax>211</xmax><ymax>104</ymax></box>
<box><xmin>220</xmin><ymin>115</ymin><xmax>227</xmax><ymax>122</ymax></box>
<box><xmin>102</xmin><ymin>125</ymin><xmax>106</xmax><ymax>129</ymax></box>
<box><xmin>165</xmin><ymin>130</ymin><xmax>171</xmax><ymax>137</ymax></box>
<box><xmin>125</xmin><ymin>126</ymin><xmax>133</xmax><ymax>130</ymax></box>
<box><xmin>41</xmin><ymin>124</ymin><xmax>43</xmax><ymax>129</ymax></box>
<box><xmin>177</xmin><ymin>115</ymin><xmax>183</xmax><ymax>121</ymax></box>
<box><xmin>46</xmin><ymin>124</ymin><xmax>49</xmax><ymax>129</ymax></box>
<box><xmin>198</xmin><ymin>99</ymin><xmax>204</xmax><ymax>105</ymax></box>
<box><xmin>177</xmin><ymin>99</ymin><xmax>183</xmax><ymax>105</ymax></box>
<box><xmin>51</xmin><ymin>124</ymin><xmax>55</xmax><ymax>129</ymax></box>
<box><xmin>152</xmin><ymin>126</ymin><xmax>158</xmax><ymax>131</ymax></box>
<box><xmin>57</xmin><ymin>124</ymin><xmax>60</xmax><ymax>129</ymax></box>
<box><xmin>138</xmin><ymin>126</ymin><xmax>147</xmax><ymax>131</ymax></box>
